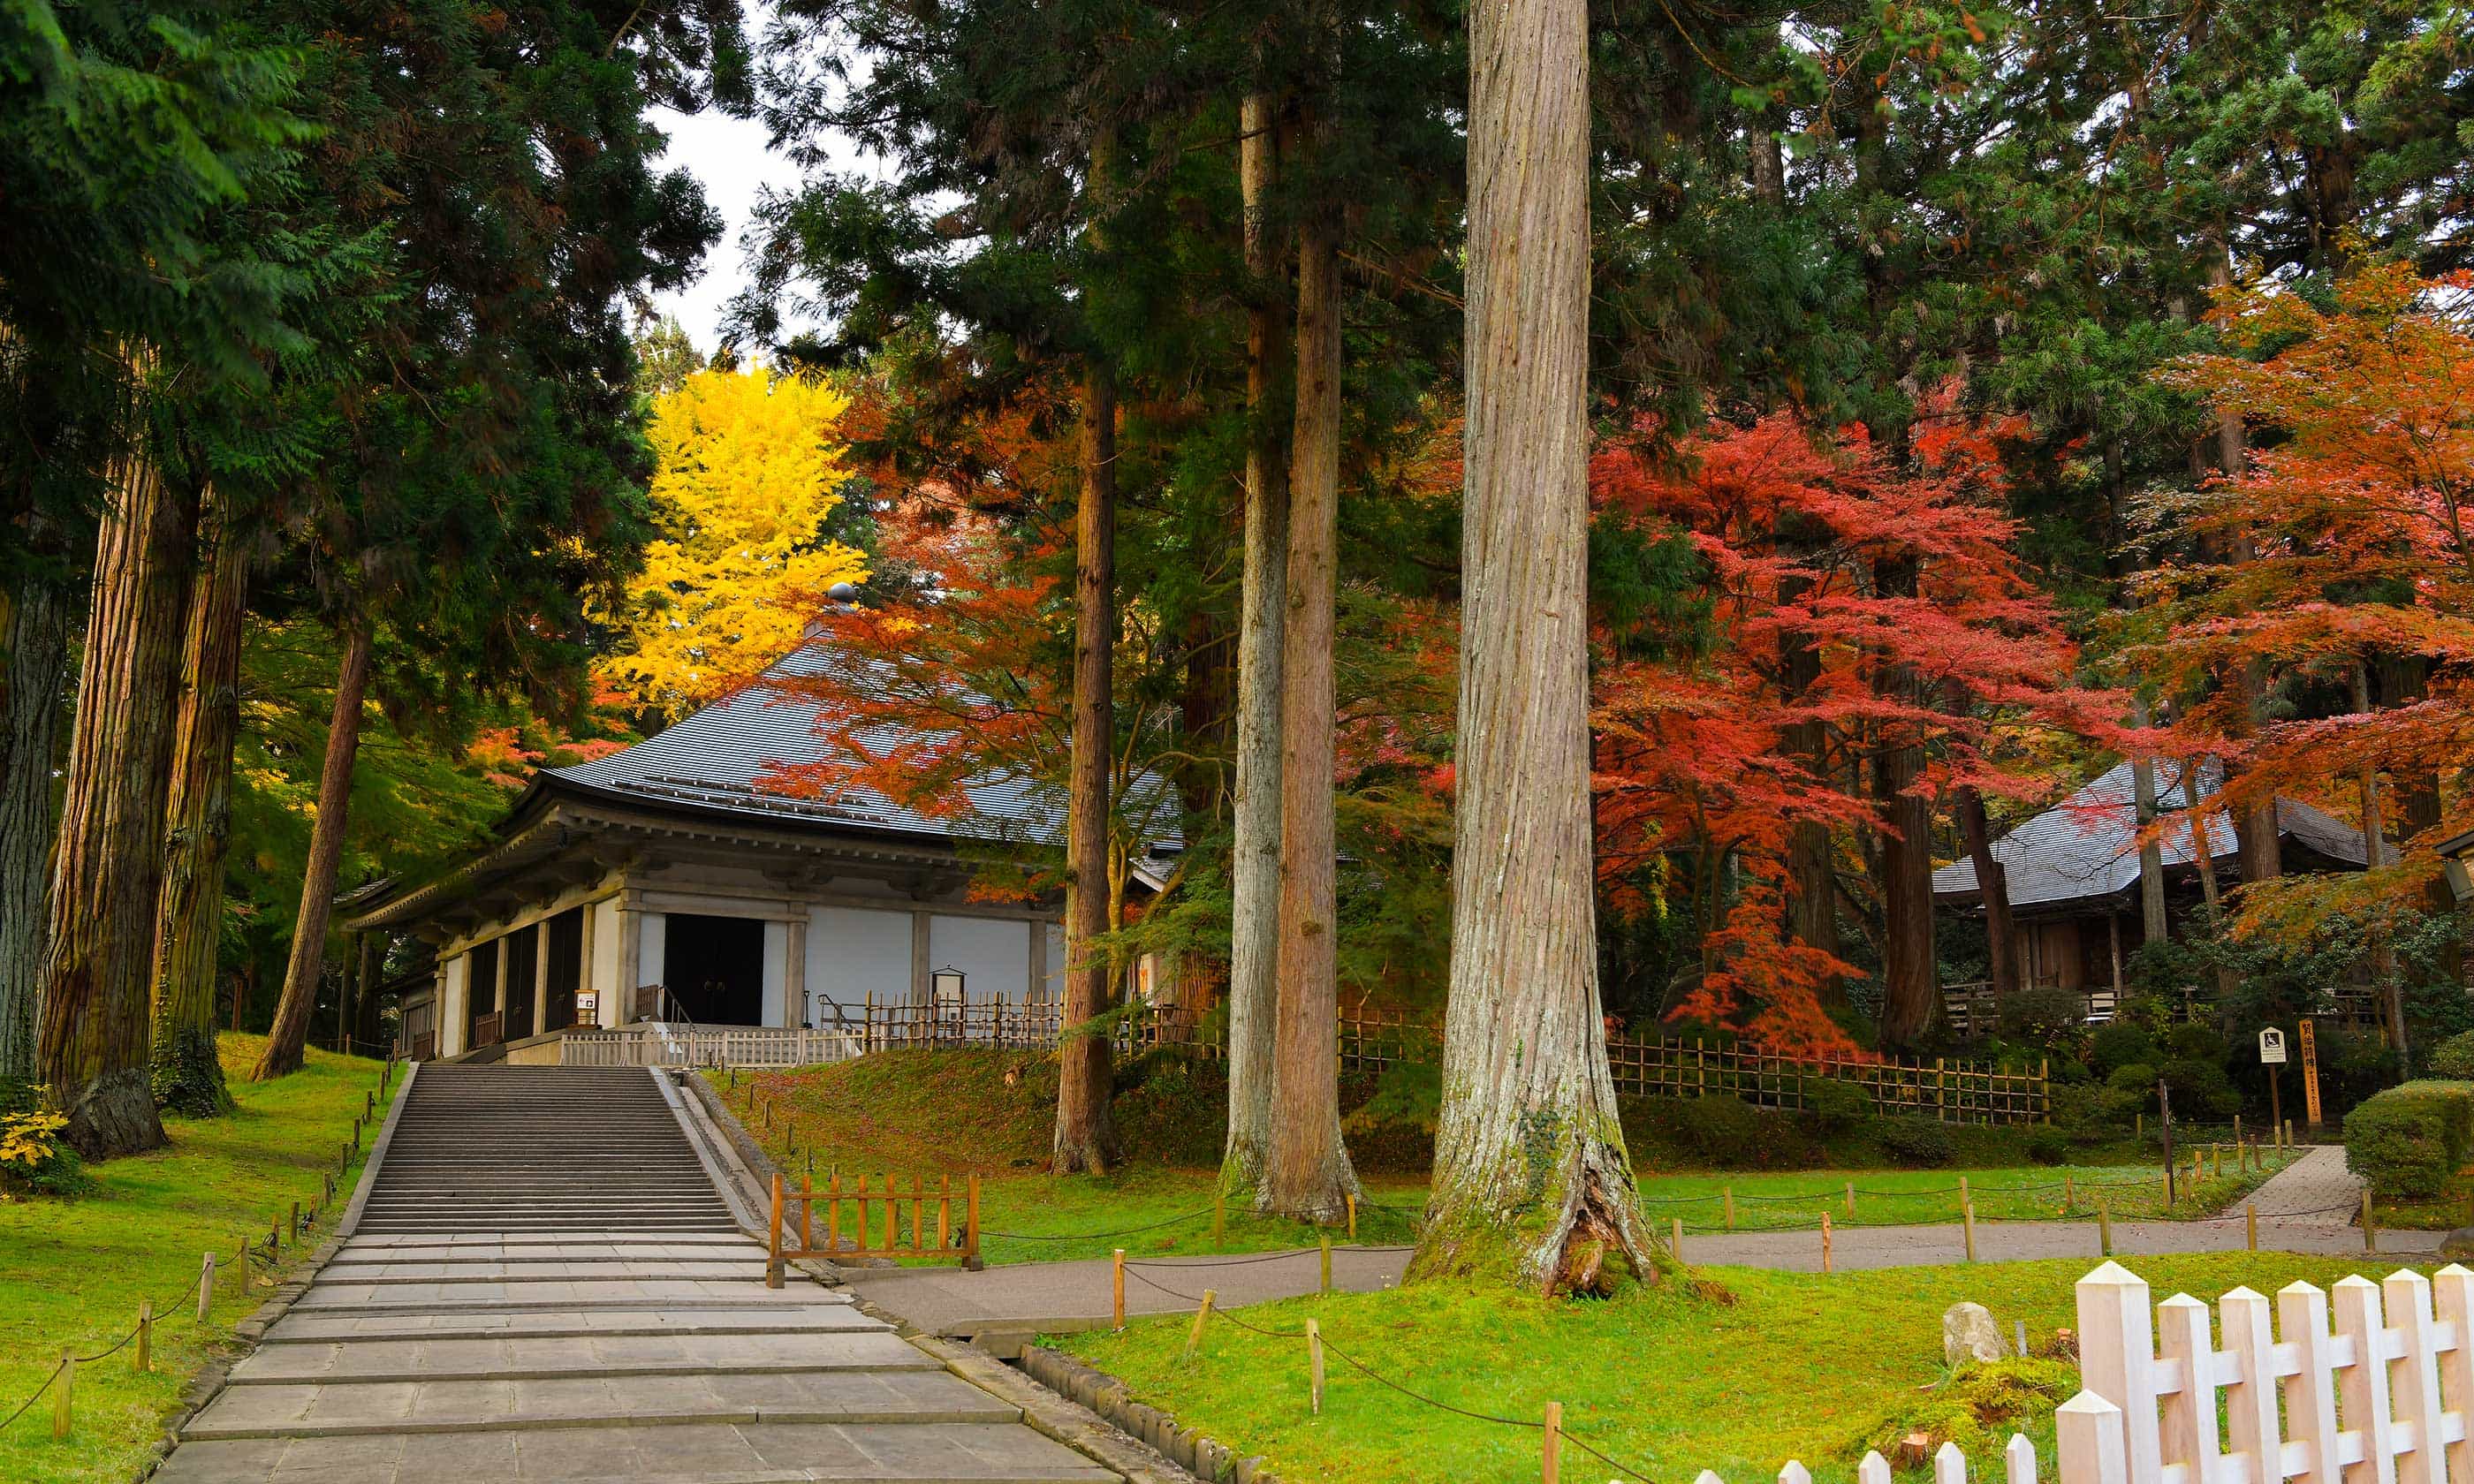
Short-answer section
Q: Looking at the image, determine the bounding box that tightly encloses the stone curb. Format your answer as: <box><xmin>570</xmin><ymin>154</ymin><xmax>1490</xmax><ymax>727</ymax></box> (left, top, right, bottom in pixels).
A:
<box><xmin>673</xmin><ymin>1067</ymin><xmax>888</xmax><ymax>1281</ymax></box>
<box><xmin>920</xmin><ymin>1336</ymin><xmax>1220</xmax><ymax>1484</ymax></box>
<box><xmin>335</xmin><ymin>1058</ymin><xmax>416</xmax><ymax>1238</ymax></box>
<box><xmin>1015</xmin><ymin>1344</ymin><xmax>1279</xmax><ymax>1484</ymax></box>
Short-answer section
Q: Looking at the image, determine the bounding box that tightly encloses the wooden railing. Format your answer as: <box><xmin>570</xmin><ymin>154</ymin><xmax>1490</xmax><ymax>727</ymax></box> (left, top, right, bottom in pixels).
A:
<box><xmin>563</xmin><ymin>1024</ymin><xmax>866</xmax><ymax>1068</ymax></box>
<box><xmin>765</xmin><ymin>1170</ymin><xmax>979</xmax><ymax>1283</ymax></box>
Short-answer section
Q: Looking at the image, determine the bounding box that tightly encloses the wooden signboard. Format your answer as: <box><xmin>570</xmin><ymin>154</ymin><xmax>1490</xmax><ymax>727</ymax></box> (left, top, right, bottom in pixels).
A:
<box><xmin>2299</xmin><ymin>1018</ymin><xmax>2322</xmax><ymax>1128</ymax></box>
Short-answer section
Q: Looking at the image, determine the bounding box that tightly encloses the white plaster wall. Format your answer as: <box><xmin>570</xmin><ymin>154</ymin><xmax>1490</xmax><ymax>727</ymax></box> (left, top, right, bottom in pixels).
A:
<box><xmin>762</xmin><ymin>920</ymin><xmax>789</xmax><ymax>1026</ymax></box>
<box><xmin>1043</xmin><ymin>923</ymin><xmax>1066</xmax><ymax>1003</ymax></box>
<box><xmin>928</xmin><ymin>915</ymin><xmax>1032</xmax><ymax>1005</ymax></box>
<box><xmin>808</xmin><ymin>905</ymin><xmax>913</xmax><ymax>1014</ymax></box>
<box><xmin>440</xmin><ymin>954</ymin><xmax>469</xmax><ymax>1056</ymax></box>
<box><xmin>589</xmin><ymin>898</ymin><xmax>622</xmax><ymax>1027</ymax></box>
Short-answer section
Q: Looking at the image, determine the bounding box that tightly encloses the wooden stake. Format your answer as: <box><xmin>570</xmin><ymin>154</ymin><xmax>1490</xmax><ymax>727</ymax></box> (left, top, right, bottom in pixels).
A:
<box><xmin>1671</xmin><ymin>1216</ymin><xmax>1683</xmax><ymax>1257</ymax></box>
<box><xmin>1346</xmin><ymin>1192</ymin><xmax>1356</xmax><ymax>1242</ymax></box>
<box><xmin>1962</xmin><ymin>1201</ymin><xmax>1977</xmax><ymax>1263</ymax></box>
<box><xmin>1319</xmin><ymin>1234</ymin><xmax>1332</xmax><ymax>1294</ymax></box>
<box><xmin>1306</xmin><ymin>1318</ymin><xmax>1324</xmax><ymax>1414</ymax></box>
<box><xmin>53</xmin><ymin>1350</ymin><xmax>72</xmax><ymax>1440</ymax></box>
<box><xmin>1185</xmin><ymin>1289</ymin><xmax>1217</xmax><ymax>1359</ymax></box>
<box><xmin>234</xmin><ymin>1236</ymin><xmax>247</xmax><ymax>1291</ymax></box>
<box><xmin>1820</xmin><ymin>1212</ymin><xmax>1833</xmax><ymax>1274</ymax></box>
<box><xmin>198</xmin><ymin>1253</ymin><xmax>216</xmax><ymax>1321</ymax></box>
<box><xmin>1844</xmin><ymin>1181</ymin><xmax>1855</xmax><ymax>1216</ymax></box>
<box><xmin>135</xmin><ymin>1300</ymin><xmax>152</xmax><ymax>1373</ymax></box>
<box><xmin>291</xmin><ymin>1200</ymin><xmax>300</xmax><ymax>1244</ymax></box>
<box><xmin>2246</xmin><ymin>1202</ymin><xmax>2258</xmax><ymax>1252</ymax></box>
<box><xmin>2064</xmin><ymin>1173</ymin><xmax>2075</xmax><ymax>1211</ymax></box>
<box><xmin>2098</xmin><ymin>1195</ymin><xmax>2112</xmax><ymax>1257</ymax></box>
<box><xmin>766</xmin><ymin>1174</ymin><xmax>785</xmax><ymax>1288</ymax></box>
<box><xmin>1544</xmin><ymin>1400</ymin><xmax>1563</xmax><ymax>1484</ymax></box>
<box><xmin>1724</xmin><ymin>1186</ymin><xmax>1735</xmax><ymax>1230</ymax></box>
<box><xmin>1112</xmin><ymin>1248</ymin><xmax>1127</xmax><ymax>1329</ymax></box>
<box><xmin>967</xmin><ymin>1175</ymin><xmax>982</xmax><ymax>1267</ymax></box>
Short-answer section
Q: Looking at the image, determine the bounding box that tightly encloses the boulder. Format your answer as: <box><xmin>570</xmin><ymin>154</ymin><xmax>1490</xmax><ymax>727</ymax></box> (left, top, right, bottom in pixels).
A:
<box><xmin>1944</xmin><ymin>1300</ymin><xmax>2007</xmax><ymax>1365</ymax></box>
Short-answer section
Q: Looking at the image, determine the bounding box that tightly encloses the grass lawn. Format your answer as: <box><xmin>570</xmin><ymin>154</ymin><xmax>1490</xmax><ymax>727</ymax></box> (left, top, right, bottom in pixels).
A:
<box><xmin>0</xmin><ymin>1035</ymin><xmax>397</xmax><ymax>1483</ymax></box>
<box><xmin>1060</xmin><ymin>1249</ymin><xmax>2409</xmax><ymax>1484</ymax></box>
<box><xmin>714</xmin><ymin>1056</ymin><xmax>2298</xmax><ymax>1265</ymax></box>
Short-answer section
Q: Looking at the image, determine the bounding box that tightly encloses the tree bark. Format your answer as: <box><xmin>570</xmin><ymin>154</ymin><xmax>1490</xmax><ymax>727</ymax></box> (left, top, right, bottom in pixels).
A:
<box><xmin>1223</xmin><ymin>87</ymin><xmax>1289</xmax><ymax>1201</ymax></box>
<box><xmin>1871</xmin><ymin>556</ymin><xmax>1939</xmax><ymax>1049</ymax></box>
<box><xmin>1954</xmin><ymin>784</ymin><xmax>2019</xmax><ymax>999</ymax></box>
<box><xmin>1262</xmin><ymin>183</ymin><xmax>1357</xmax><ymax>1221</ymax></box>
<box><xmin>2348</xmin><ymin>663</ymin><xmax>2407</xmax><ymax>1066</ymax></box>
<box><xmin>37</xmin><ymin>418</ymin><xmax>193</xmax><ymax>1157</ymax></box>
<box><xmin>0</xmin><ymin>574</ymin><xmax>71</xmax><ymax>1082</ymax></box>
<box><xmin>353</xmin><ymin>931</ymin><xmax>386</xmax><ymax>1052</ymax></box>
<box><xmin>254</xmin><ymin>617</ymin><xmax>373</xmax><ymax>1080</ymax></box>
<box><xmin>2179</xmin><ymin>760</ymin><xmax>2241</xmax><ymax>997</ymax></box>
<box><xmin>2129</xmin><ymin>695</ymin><xmax>2171</xmax><ymax>944</ymax></box>
<box><xmin>1413</xmin><ymin>0</ymin><xmax>1656</xmax><ymax>1294</ymax></box>
<box><xmin>149</xmin><ymin>486</ymin><xmax>248</xmax><ymax>1114</ymax></box>
<box><xmin>1053</xmin><ymin>348</ymin><xmax>1123</xmax><ymax>1174</ymax></box>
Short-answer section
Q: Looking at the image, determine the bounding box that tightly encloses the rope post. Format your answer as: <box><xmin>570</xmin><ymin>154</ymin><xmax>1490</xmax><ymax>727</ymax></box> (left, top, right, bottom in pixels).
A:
<box><xmin>1543</xmin><ymin>1399</ymin><xmax>1563</xmax><ymax>1484</ymax></box>
<box><xmin>2098</xmin><ymin>1195</ymin><xmax>2113</xmax><ymax>1257</ymax></box>
<box><xmin>1962</xmin><ymin>1201</ymin><xmax>1977</xmax><ymax>1263</ymax></box>
<box><xmin>290</xmin><ymin>1200</ymin><xmax>300</xmax><ymax>1244</ymax></box>
<box><xmin>1184</xmin><ymin>1289</ymin><xmax>1217</xmax><ymax>1360</ymax></box>
<box><xmin>2246</xmin><ymin>1203</ymin><xmax>2258</xmax><ymax>1252</ymax></box>
<box><xmin>1724</xmin><ymin>1186</ymin><xmax>1735</xmax><ymax>1230</ymax></box>
<box><xmin>234</xmin><ymin>1236</ymin><xmax>247</xmax><ymax>1292</ymax></box>
<box><xmin>198</xmin><ymin>1252</ymin><xmax>216</xmax><ymax>1322</ymax></box>
<box><xmin>1844</xmin><ymin>1181</ymin><xmax>1855</xmax><ymax>1217</ymax></box>
<box><xmin>2064</xmin><ymin>1173</ymin><xmax>2075</xmax><ymax>1212</ymax></box>
<box><xmin>2364</xmin><ymin>1189</ymin><xmax>2378</xmax><ymax>1254</ymax></box>
<box><xmin>1821</xmin><ymin>1212</ymin><xmax>1833</xmax><ymax>1274</ymax></box>
<box><xmin>135</xmin><ymin>1300</ymin><xmax>152</xmax><ymax>1373</ymax></box>
<box><xmin>1346</xmin><ymin>1192</ymin><xmax>1356</xmax><ymax>1242</ymax></box>
<box><xmin>766</xmin><ymin>1174</ymin><xmax>785</xmax><ymax>1289</ymax></box>
<box><xmin>52</xmin><ymin>1350</ymin><xmax>72</xmax><ymax>1440</ymax></box>
<box><xmin>966</xmin><ymin>1176</ymin><xmax>982</xmax><ymax>1268</ymax></box>
<box><xmin>1305</xmin><ymin>1318</ymin><xmax>1324</xmax><ymax>1415</ymax></box>
<box><xmin>1112</xmin><ymin>1249</ymin><xmax>1126</xmax><ymax>1329</ymax></box>
<box><xmin>1671</xmin><ymin>1216</ymin><xmax>1683</xmax><ymax>1258</ymax></box>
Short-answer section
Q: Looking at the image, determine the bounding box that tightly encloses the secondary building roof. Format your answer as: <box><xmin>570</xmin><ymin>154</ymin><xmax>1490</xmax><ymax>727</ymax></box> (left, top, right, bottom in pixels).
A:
<box><xmin>1931</xmin><ymin>759</ymin><xmax>2386</xmax><ymax>914</ymax></box>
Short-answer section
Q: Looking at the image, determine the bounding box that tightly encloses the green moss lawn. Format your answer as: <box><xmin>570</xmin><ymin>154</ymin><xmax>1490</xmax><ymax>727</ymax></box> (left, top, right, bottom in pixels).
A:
<box><xmin>0</xmin><ymin>1035</ymin><xmax>396</xmax><ymax>1483</ymax></box>
<box><xmin>713</xmin><ymin>1053</ymin><xmax>2296</xmax><ymax>1266</ymax></box>
<box><xmin>1062</xmin><ymin>1250</ymin><xmax>2408</xmax><ymax>1484</ymax></box>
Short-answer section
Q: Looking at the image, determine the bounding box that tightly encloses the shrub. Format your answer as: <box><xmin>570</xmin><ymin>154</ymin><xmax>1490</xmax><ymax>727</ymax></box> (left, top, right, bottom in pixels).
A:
<box><xmin>1668</xmin><ymin>1094</ymin><xmax>1771</xmax><ymax>1163</ymax></box>
<box><xmin>2165</xmin><ymin>1024</ymin><xmax>2228</xmax><ymax>1063</ymax></box>
<box><xmin>0</xmin><ymin>1105</ymin><xmax>86</xmax><ymax>1199</ymax></box>
<box><xmin>2426</xmin><ymin>1031</ymin><xmax>2474</xmax><ymax>1082</ymax></box>
<box><xmin>2025</xmin><ymin>1126</ymin><xmax>2073</xmax><ymax>1165</ymax></box>
<box><xmin>1802</xmin><ymin>1078</ymin><xmax>1872</xmax><ymax>1132</ymax></box>
<box><xmin>2091</xmin><ymin>1024</ymin><xmax>2160</xmax><ymax>1079</ymax></box>
<box><xmin>2162</xmin><ymin>1057</ymin><xmax>2243</xmax><ymax>1119</ymax></box>
<box><xmin>2345</xmin><ymin>1080</ymin><xmax>2474</xmax><ymax>1198</ymax></box>
<box><xmin>1880</xmin><ymin>1117</ymin><xmax>1956</xmax><ymax>1168</ymax></box>
<box><xmin>2002</xmin><ymin>987</ymin><xmax>2090</xmax><ymax>1050</ymax></box>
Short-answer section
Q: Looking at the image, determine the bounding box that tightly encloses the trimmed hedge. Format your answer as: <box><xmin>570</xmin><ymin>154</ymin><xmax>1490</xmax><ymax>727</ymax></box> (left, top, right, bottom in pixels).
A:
<box><xmin>2344</xmin><ymin>1079</ymin><xmax>2474</xmax><ymax>1198</ymax></box>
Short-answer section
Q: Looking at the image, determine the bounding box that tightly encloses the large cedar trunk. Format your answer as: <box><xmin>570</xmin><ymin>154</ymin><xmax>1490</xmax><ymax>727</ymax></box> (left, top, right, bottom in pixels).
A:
<box><xmin>1954</xmin><ymin>784</ymin><xmax>2019</xmax><ymax>999</ymax></box>
<box><xmin>0</xmin><ymin>575</ymin><xmax>71</xmax><ymax>1081</ymax></box>
<box><xmin>150</xmin><ymin>487</ymin><xmax>249</xmax><ymax>1113</ymax></box>
<box><xmin>254</xmin><ymin>618</ymin><xmax>373</xmax><ymax>1080</ymax></box>
<box><xmin>352</xmin><ymin>932</ymin><xmax>387</xmax><ymax>1051</ymax></box>
<box><xmin>2177</xmin><ymin>762</ymin><xmax>2241</xmax><ymax>997</ymax></box>
<box><xmin>37</xmin><ymin>427</ymin><xmax>193</xmax><ymax>1157</ymax></box>
<box><xmin>1413</xmin><ymin>0</ymin><xmax>1655</xmax><ymax>1293</ymax></box>
<box><xmin>1223</xmin><ymin>88</ymin><xmax>1289</xmax><ymax>1200</ymax></box>
<box><xmin>1053</xmin><ymin>357</ymin><xmax>1123</xmax><ymax>1173</ymax></box>
<box><xmin>1871</xmin><ymin>556</ymin><xmax>1939</xmax><ymax>1049</ymax></box>
<box><xmin>1262</xmin><ymin>203</ymin><xmax>1356</xmax><ymax>1220</ymax></box>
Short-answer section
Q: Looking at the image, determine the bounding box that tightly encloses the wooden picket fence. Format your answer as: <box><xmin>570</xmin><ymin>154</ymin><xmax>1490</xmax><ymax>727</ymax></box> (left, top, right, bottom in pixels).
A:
<box><xmin>1694</xmin><ymin>1258</ymin><xmax>2474</xmax><ymax>1484</ymax></box>
<box><xmin>764</xmin><ymin>1170</ymin><xmax>980</xmax><ymax>1284</ymax></box>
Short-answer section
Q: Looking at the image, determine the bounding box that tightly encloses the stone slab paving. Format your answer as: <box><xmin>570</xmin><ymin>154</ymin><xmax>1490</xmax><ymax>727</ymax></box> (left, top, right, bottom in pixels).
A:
<box><xmin>229</xmin><ymin>1331</ymin><xmax>938</xmax><ymax>1384</ymax></box>
<box><xmin>2218</xmin><ymin>1144</ymin><xmax>2367</xmax><ymax>1225</ymax></box>
<box><xmin>152</xmin><ymin>1064</ymin><xmax>1124</xmax><ymax>1484</ymax></box>
<box><xmin>156</xmin><ymin>1420</ymin><xmax>1119</xmax><ymax>1483</ymax></box>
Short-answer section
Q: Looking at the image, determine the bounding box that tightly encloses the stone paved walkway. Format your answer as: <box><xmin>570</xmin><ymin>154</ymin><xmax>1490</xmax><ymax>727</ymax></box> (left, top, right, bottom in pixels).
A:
<box><xmin>153</xmin><ymin>1064</ymin><xmax>1121</xmax><ymax>1483</ymax></box>
<box><xmin>2216</xmin><ymin>1144</ymin><xmax>2364</xmax><ymax>1225</ymax></box>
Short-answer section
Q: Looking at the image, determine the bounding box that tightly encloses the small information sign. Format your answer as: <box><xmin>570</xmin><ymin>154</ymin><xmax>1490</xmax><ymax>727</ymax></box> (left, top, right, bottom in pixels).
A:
<box><xmin>2258</xmin><ymin>1027</ymin><xmax>2288</xmax><ymax>1064</ymax></box>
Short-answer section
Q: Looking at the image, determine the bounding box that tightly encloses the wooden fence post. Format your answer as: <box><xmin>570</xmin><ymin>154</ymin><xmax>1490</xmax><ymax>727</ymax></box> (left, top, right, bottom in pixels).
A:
<box><xmin>1821</xmin><ymin>1213</ymin><xmax>1833</xmax><ymax>1274</ymax></box>
<box><xmin>767</xmin><ymin>1174</ymin><xmax>785</xmax><ymax>1288</ymax></box>
<box><xmin>2097</xmin><ymin>1196</ymin><xmax>2112</xmax><ymax>1257</ymax></box>
<box><xmin>1963</xmin><ymin>1200</ymin><xmax>1977</xmax><ymax>1263</ymax></box>
<box><xmin>1185</xmin><ymin>1290</ymin><xmax>1217</xmax><ymax>1359</ymax></box>
<box><xmin>1112</xmin><ymin>1249</ymin><xmax>1126</xmax><ymax>1329</ymax></box>
<box><xmin>135</xmin><ymin>1300</ymin><xmax>152</xmax><ymax>1373</ymax></box>
<box><xmin>2246</xmin><ymin>1203</ymin><xmax>2258</xmax><ymax>1252</ymax></box>
<box><xmin>1543</xmin><ymin>1400</ymin><xmax>1563</xmax><ymax>1484</ymax></box>
<box><xmin>2055</xmin><ymin>1391</ymin><xmax>2127</xmax><ymax>1484</ymax></box>
<box><xmin>1346</xmin><ymin>1193</ymin><xmax>1356</xmax><ymax>1242</ymax></box>
<box><xmin>1306</xmin><ymin>1318</ymin><xmax>1324</xmax><ymax>1414</ymax></box>
<box><xmin>1724</xmin><ymin>1186</ymin><xmax>1735</xmax><ymax>1230</ymax></box>
<box><xmin>53</xmin><ymin>1350</ymin><xmax>72</xmax><ymax>1440</ymax></box>
<box><xmin>967</xmin><ymin>1175</ymin><xmax>982</xmax><ymax>1268</ymax></box>
<box><xmin>1672</xmin><ymin>1217</ymin><xmax>1683</xmax><ymax>1258</ymax></box>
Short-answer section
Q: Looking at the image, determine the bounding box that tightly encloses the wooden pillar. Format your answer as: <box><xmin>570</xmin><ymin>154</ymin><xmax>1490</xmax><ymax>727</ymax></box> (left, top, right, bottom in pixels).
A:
<box><xmin>576</xmin><ymin>904</ymin><xmax>599</xmax><ymax>1026</ymax></box>
<box><xmin>616</xmin><ymin>902</ymin><xmax>641</xmax><ymax>1019</ymax></box>
<box><xmin>532</xmin><ymin>920</ymin><xmax>552</xmax><ymax>1042</ymax></box>
<box><xmin>784</xmin><ymin>912</ymin><xmax>808</xmax><ymax>1027</ymax></box>
<box><xmin>2107</xmin><ymin>912</ymin><xmax>2125</xmax><ymax>995</ymax></box>
<box><xmin>910</xmin><ymin>911</ymin><xmax>932</xmax><ymax>1009</ymax></box>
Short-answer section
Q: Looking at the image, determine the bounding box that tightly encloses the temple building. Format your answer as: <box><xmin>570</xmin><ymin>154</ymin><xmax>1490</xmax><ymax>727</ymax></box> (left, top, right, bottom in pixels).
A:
<box><xmin>343</xmin><ymin>642</ymin><xmax>1134</xmax><ymax>1062</ymax></box>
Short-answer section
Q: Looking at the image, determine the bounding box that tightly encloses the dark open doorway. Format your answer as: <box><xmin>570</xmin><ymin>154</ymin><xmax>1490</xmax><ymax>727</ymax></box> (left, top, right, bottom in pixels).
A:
<box><xmin>661</xmin><ymin>914</ymin><xmax>765</xmax><ymax>1025</ymax></box>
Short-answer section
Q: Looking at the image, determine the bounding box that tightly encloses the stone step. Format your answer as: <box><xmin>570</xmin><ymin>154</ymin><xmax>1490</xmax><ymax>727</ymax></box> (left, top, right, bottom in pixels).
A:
<box><xmin>261</xmin><ymin>1306</ymin><xmax>877</xmax><ymax>1345</ymax></box>
<box><xmin>181</xmin><ymin>1369</ymin><xmax>1020</xmax><ymax>1440</ymax></box>
<box><xmin>224</xmin><ymin>1330</ymin><xmax>935</xmax><ymax>1386</ymax></box>
<box><xmin>151</xmin><ymin>1420</ymin><xmax>1121</xmax><ymax>1482</ymax></box>
<box><xmin>288</xmin><ymin>1283</ymin><xmax>846</xmax><ymax>1314</ymax></box>
<box><xmin>306</xmin><ymin>1262</ymin><xmax>763</xmax><ymax>1284</ymax></box>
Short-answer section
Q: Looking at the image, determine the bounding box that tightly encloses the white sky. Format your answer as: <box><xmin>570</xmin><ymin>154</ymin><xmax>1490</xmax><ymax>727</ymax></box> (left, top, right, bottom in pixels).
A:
<box><xmin>645</xmin><ymin>103</ymin><xmax>806</xmax><ymax>354</ymax></box>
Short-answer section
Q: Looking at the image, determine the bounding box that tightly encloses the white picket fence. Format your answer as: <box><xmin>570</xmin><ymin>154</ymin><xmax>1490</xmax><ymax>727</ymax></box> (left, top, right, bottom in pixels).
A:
<box><xmin>560</xmin><ymin>1024</ymin><xmax>866</xmax><ymax>1068</ymax></box>
<box><xmin>1696</xmin><ymin>1260</ymin><xmax>2474</xmax><ymax>1484</ymax></box>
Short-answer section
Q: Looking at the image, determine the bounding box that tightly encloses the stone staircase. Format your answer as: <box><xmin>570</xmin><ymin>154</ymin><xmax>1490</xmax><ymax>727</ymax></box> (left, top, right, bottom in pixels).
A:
<box><xmin>356</xmin><ymin>1064</ymin><xmax>735</xmax><ymax>1234</ymax></box>
<box><xmin>153</xmin><ymin>1064</ymin><xmax>1119</xmax><ymax>1483</ymax></box>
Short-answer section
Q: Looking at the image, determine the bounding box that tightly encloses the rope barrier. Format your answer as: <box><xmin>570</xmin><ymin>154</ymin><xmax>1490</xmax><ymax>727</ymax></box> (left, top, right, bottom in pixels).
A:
<box><xmin>982</xmin><ymin>1208</ymin><xmax>1210</xmax><ymax>1241</ymax></box>
<box><xmin>0</xmin><ymin>1360</ymin><xmax>65</xmax><ymax>1435</ymax></box>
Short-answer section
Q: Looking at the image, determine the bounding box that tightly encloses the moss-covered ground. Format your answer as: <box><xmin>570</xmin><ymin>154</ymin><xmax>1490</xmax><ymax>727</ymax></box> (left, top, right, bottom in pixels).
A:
<box><xmin>0</xmin><ymin>1036</ymin><xmax>396</xmax><ymax>1483</ymax></box>
<box><xmin>1060</xmin><ymin>1251</ymin><xmax>2402</xmax><ymax>1484</ymax></box>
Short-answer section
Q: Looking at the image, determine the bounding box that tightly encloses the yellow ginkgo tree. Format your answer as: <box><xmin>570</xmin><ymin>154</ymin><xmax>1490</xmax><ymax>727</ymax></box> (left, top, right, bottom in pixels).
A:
<box><xmin>596</xmin><ymin>366</ymin><xmax>869</xmax><ymax>721</ymax></box>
